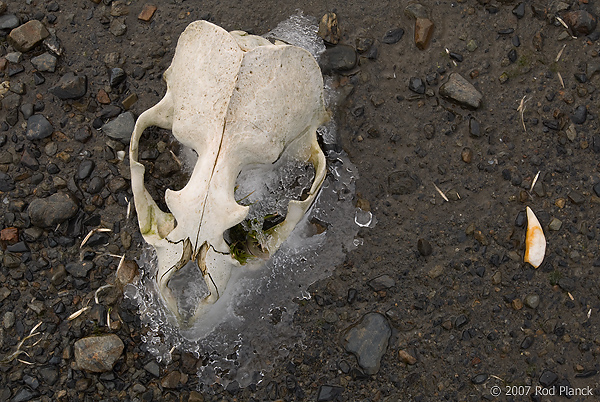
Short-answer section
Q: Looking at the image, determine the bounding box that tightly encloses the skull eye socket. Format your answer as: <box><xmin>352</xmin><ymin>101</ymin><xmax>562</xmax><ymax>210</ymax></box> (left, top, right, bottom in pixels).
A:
<box><xmin>224</xmin><ymin>157</ymin><xmax>316</xmax><ymax>264</ymax></box>
<box><xmin>137</xmin><ymin>126</ymin><xmax>195</xmax><ymax>220</ymax></box>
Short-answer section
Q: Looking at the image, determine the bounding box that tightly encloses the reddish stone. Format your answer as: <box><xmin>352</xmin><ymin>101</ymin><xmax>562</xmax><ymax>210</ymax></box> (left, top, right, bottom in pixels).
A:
<box><xmin>96</xmin><ymin>89</ymin><xmax>111</xmax><ymax>105</ymax></box>
<box><xmin>138</xmin><ymin>4</ymin><xmax>157</xmax><ymax>22</ymax></box>
<box><xmin>74</xmin><ymin>334</ymin><xmax>124</xmax><ymax>372</ymax></box>
<box><xmin>0</xmin><ymin>227</ymin><xmax>18</xmax><ymax>244</ymax></box>
<box><xmin>415</xmin><ymin>18</ymin><xmax>434</xmax><ymax>50</ymax></box>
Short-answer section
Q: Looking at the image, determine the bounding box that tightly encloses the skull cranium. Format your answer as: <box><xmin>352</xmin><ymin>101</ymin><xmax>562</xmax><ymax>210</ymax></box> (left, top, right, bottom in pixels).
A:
<box><xmin>129</xmin><ymin>21</ymin><xmax>327</xmax><ymax>326</ymax></box>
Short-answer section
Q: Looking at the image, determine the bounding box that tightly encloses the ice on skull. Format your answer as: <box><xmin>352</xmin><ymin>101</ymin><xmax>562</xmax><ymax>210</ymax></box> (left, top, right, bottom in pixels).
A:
<box><xmin>129</xmin><ymin>21</ymin><xmax>328</xmax><ymax>326</ymax></box>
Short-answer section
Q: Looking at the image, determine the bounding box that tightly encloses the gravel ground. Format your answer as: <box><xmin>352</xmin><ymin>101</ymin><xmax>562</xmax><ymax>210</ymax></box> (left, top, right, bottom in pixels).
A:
<box><xmin>1</xmin><ymin>0</ymin><xmax>600</xmax><ymax>401</ymax></box>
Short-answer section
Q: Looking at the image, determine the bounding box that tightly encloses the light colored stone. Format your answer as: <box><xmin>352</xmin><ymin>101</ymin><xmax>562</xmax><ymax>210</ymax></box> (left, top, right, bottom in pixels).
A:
<box><xmin>8</xmin><ymin>20</ymin><xmax>50</xmax><ymax>52</ymax></box>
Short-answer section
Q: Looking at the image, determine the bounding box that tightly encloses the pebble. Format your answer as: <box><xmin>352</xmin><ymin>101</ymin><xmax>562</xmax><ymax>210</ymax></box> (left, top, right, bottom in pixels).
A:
<box><xmin>521</xmin><ymin>335</ymin><xmax>534</xmax><ymax>349</ymax></box>
<box><xmin>355</xmin><ymin>37</ymin><xmax>373</xmax><ymax>53</ymax></box>
<box><xmin>110</xmin><ymin>19</ymin><xmax>127</xmax><ymax>37</ymax></box>
<box><xmin>317</xmin><ymin>385</ymin><xmax>344</xmax><ymax>401</ymax></box>
<box><xmin>30</xmin><ymin>52</ymin><xmax>57</xmax><ymax>72</ymax></box>
<box><xmin>382</xmin><ymin>28</ymin><xmax>404</xmax><ymax>44</ymax></box>
<box><xmin>461</xmin><ymin>147</ymin><xmax>472</xmax><ymax>163</ymax></box>
<box><xmin>571</xmin><ymin>105</ymin><xmax>587</xmax><ymax>124</ymax></box>
<box><xmin>368</xmin><ymin>274</ymin><xmax>396</xmax><ymax>291</ymax></box>
<box><xmin>320</xmin><ymin>45</ymin><xmax>357</xmax><ymax>73</ymax></box>
<box><xmin>415</xmin><ymin>18</ymin><xmax>434</xmax><ymax>50</ymax></box>
<box><xmin>342</xmin><ymin>312</ymin><xmax>391</xmax><ymax>375</ymax></box>
<box><xmin>408</xmin><ymin>77</ymin><xmax>425</xmax><ymax>94</ymax></box>
<box><xmin>558</xmin><ymin>277</ymin><xmax>575</xmax><ymax>292</ymax></box>
<box><xmin>568</xmin><ymin>190</ymin><xmax>585</xmax><ymax>204</ymax></box>
<box><xmin>50</xmin><ymin>72</ymin><xmax>87</xmax><ymax>100</ymax></box>
<box><xmin>25</xmin><ymin>114</ymin><xmax>53</xmax><ymax>140</ymax></box>
<box><xmin>3</xmin><ymin>311</ymin><xmax>15</xmax><ymax>328</ymax></box>
<box><xmin>138</xmin><ymin>4</ymin><xmax>157</xmax><ymax>22</ymax></box>
<box><xmin>388</xmin><ymin>171</ymin><xmax>417</xmax><ymax>195</ymax></box>
<box><xmin>593</xmin><ymin>182</ymin><xmax>600</xmax><ymax>197</ymax></box>
<box><xmin>38</xmin><ymin>367</ymin><xmax>58</xmax><ymax>385</ymax></box>
<box><xmin>144</xmin><ymin>361</ymin><xmax>160</xmax><ymax>377</ymax></box>
<box><xmin>548</xmin><ymin>218</ymin><xmax>562</xmax><ymax>231</ymax></box>
<box><xmin>417</xmin><ymin>238</ymin><xmax>432</xmax><ymax>256</ymax></box>
<box><xmin>512</xmin><ymin>2</ymin><xmax>525</xmax><ymax>19</ymax></box>
<box><xmin>539</xmin><ymin>370</ymin><xmax>558</xmax><ymax>387</ymax></box>
<box><xmin>471</xmin><ymin>373</ymin><xmax>488</xmax><ymax>384</ymax></box>
<box><xmin>524</xmin><ymin>294</ymin><xmax>540</xmax><ymax>309</ymax></box>
<box><xmin>102</xmin><ymin>111</ymin><xmax>136</xmax><ymax>143</ymax></box>
<box><xmin>121</xmin><ymin>93</ymin><xmax>138</xmax><ymax>110</ymax></box>
<box><xmin>109</xmin><ymin>67</ymin><xmax>126</xmax><ymax>87</ymax></box>
<box><xmin>405</xmin><ymin>3</ymin><xmax>428</xmax><ymax>19</ymax></box>
<box><xmin>74</xmin><ymin>334</ymin><xmax>124</xmax><ymax>372</ymax></box>
<box><xmin>110</xmin><ymin>0</ymin><xmax>129</xmax><ymax>17</ymax></box>
<box><xmin>27</xmin><ymin>192</ymin><xmax>79</xmax><ymax>228</ymax></box>
<box><xmin>0</xmin><ymin>14</ymin><xmax>19</xmax><ymax>30</ymax></box>
<box><xmin>77</xmin><ymin>159</ymin><xmax>95</xmax><ymax>180</ymax></box>
<box><xmin>562</xmin><ymin>10</ymin><xmax>597</xmax><ymax>37</ymax></box>
<box><xmin>8</xmin><ymin>20</ymin><xmax>50</xmax><ymax>52</ymax></box>
<box><xmin>65</xmin><ymin>261</ymin><xmax>94</xmax><ymax>278</ymax></box>
<box><xmin>439</xmin><ymin>73</ymin><xmax>483</xmax><ymax>109</ymax></box>
<box><xmin>317</xmin><ymin>12</ymin><xmax>340</xmax><ymax>45</ymax></box>
<box><xmin>469</xmin><ymin>117</ymin><xmax>481</xmax><ymax>137</ymax></box>
<box><xmin>161</xmin><ymin>371</ymin><xmax>181</xmax><ymax>389</ymax></box>
<box><xmin>5</xmin><ymin>52</ymin><xmax>22</xmax><ymax>64</ymax></box>
<box><xmin>11</xmin><ymin>389</ymin><xmax>40</xmax><ymax>402</ymax></box>
<box><xmin>87</xmin><ymin>176</ymin><xmax>105</xmax><ymax>194</ymax></box>
<box><xmin>398</xmin><ymin>349</ymin><xmax>417</xmax><ymax>365</ymax></box>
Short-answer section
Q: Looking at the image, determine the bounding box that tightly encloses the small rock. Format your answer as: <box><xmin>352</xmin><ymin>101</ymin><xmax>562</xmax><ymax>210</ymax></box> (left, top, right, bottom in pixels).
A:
<box><xmin>144</xmin><ymin>361</ymin><xmax>160</xmax><ymax>377</ymax></box>
<box><xmin>558</xmin><ymin>277</ymin><xmax>575</xmax><ymax>292</ymax></box>
<box><xmin>11</xmin><ymin>389</ymin><xmax>40</xmax><ymax>402</ymax></box>
<box><xmin>0</xmin><ymin>14</ymin><xmax>19</xmax><ymax>30</ymax></box>
<box><xmin>539</xmin><ymin>370</ymin><xmax>558</xmax><ymax>387</ymax></box>
<box><xmin>43</xmin><ymin>35</ymin><xmax>64</xmax><ymax>56</ymax></box>
<box><xmin>469</xmin><ymin>117</ymin><xmax>481</xmax><ymax>137</ymax></box>
<box><xmin>26</xmin><ymin>114</ymin><xmax>53</xmax><ymax>140</ymax></box>
<box><xmin>593</xmin><ymin>182</ymin><xmax>600</xmax><ymax>197</ymax></box>
<box><xmin>562</xmin><ymin>10</ymin><xmax>597</xmax><ymax>37</ymax></box>
<box><xmin>568</xmin><ymin>191</ymin><xmax>585</xmax><ymax>205</ymax></box>
<box><xmin>571</xmin><ymin>105</ymin><xmax>587</xmax><ymax>124</ymax></box>
<box><xmin>38</xmin><ymin>367</ymin><xmax>58</xmax><ymax>385</ymax></box>
<box><xmin>524</xmin><ymin>294</ymin><xmax>540</xmax><ymax>309</ymax></box>
<box><xmin>102</xmin><ymin>112</ymin><xmax>136</xmax><ymax>143</ymax></box>
<box><xmin>461</xmin><ymin>147</ymin><xmax>473</xmax><ymax>163</ymax></box>
<box><xmin>74</xmin><ymin>334</ymin><xmax>124</xmax><ymax>372</ymax></box>
<box><xmin>512</xmin><ymin>2</ymin><xmax>525</xmax><ymax>19</ymax></box>
<box><xmin>320</xmin><ymin>45</ymin><xmax>357</xmax><ymax>73</ymax></box>
<box><xmin>471</xmin><ymin>373</ymin><xmax>488</xmax><ymax>384</ymax></box>
<box><xmin>121</xmin><ymin>93</ymin><xmax>138</xmax><ymax>110</ymax></box>
<box><xmin>414</xmin><ymin>18</ymin><xmax>434</xmax><ymax>50</ymax></box>
<box><xmin>318</xmin><ymin>12</ymin><xmax>340</xmax><ymax>45</ymax></box>
<box><xmin>77</xmin><ymin>159</ymin><xmax>95</xmax><ymax>180</ymax></box>
<box><xmin>109</xmin><ymin>19</ymin><xmax>127</xmax><ymax>37</ymax></box>
<box><xmin>0</xmin><ymin>227</ymin><xmax>18</xmax><ymax>244</ymax></box>
<box><xmin>355</xmin><ymin>37</ymin><xmax>373</xmax><ymax>53</ymax></box>
<box><xmin>50</xmin><ymin>72</ymin><xmax>87</xmax><ymax>100</ymax></box>
<box><xmin>97</xmin><ymin>89</ymin><xmax>111</xmax><ymax>104</ymax></box>
<box><xmin>110</xmin><ymin>0</ymin><xmax>129</xmax><ymax>16</ymax></box>
<box><xmin>417</xmin><ymin>238</ymin><xmax>432</xmax><ymax>256</ymax></box>
<box><xmin>439</xmin><ymin>73</ymin><xmax>483</xmax><ymax>109</ymax></box>
<box><xmin>398</xmin><ymin>349</ymin><xmax>417</xmax><ymax>365</ymax></box>
<box><xmin>5</xmin><ymin>52</ymin><xmax>22</xmax><ymax>64</ymax></box>
<box><xmin>161</xmin><ymin>371</ymin><xmax>181</xmax><ymax>389</ymax></box>
<box><xmin>368</xmin><ymin>274</ymin><xmax>396</xmax><ymax>291</ymax></box>
<box><xmin>382</xmin><ymin>28</ymin><xmax>404</xmax><ymax>44</ymax></box>
<box><xmin>0</xmin><ymin>172</ymin><xmax>15</xmax><ymax>192</ymax></box>
<box><xmin>548</xmin><ymin>218</ymin><xmax>562</xmax><ymax>231</ymax></box>
<box><xmin>317</xmin><ymin>385</ymin><xmax>343</xmax><ymax>402</ymax></box>
<box><xmin>27</xmin><ymin>192</ymin><xmax>79</xmax><ymax>228</ymax></box>
<box><xmin>138</xmin><ymin>4</ymin><xmax>157</xmax><ymax>22</ymax></box>
<box><xmin>408</xmin><ymin>77</ymin><xmax>425</xmax><ymax>94</ymax></box>
<box><xmin>3</xmin><ymin>311</ymin><xmax>15</xmax><ymax>329</ymax></box>
<box><xmin>342</xmin><ymin>313</ymin><xmax>391</xmax><ymax>375</ymax></box>
<box><xmin>109</xmin><ymin>67</ymin><xmax>126</xmax><ymax>87</ymax></box>
<box><xmin>8</xmin><ymin>20</ymin><xmax>50</xmax><ymax>52</ymax></box>
<box><xmin>404</xmin><ymin>3</ymin><xmax>428</xmax><ymax>19</ymax></box>
<box><xmin>388</xmin><ymin>171</ymin><xmax>417</xmax><ymax>195</ymax></box>
<box><xmin>30</xmin><ymin>52</ymin><xmax>57</xmax><ymax>72</ymax></box>
<box><xmin>512</xmin><ymin>299</ymin><xmax>523</xmax><ymax>310</ymax></box>
<box><xmin>65</xmin><ymin>261</ymin><xmax>94</xmax><ymax>278</ymax></box>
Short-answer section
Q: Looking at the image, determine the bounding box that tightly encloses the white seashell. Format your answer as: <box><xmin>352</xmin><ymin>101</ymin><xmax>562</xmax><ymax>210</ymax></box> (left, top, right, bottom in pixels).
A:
<box><xmin>524</xmin><ymin>206</ymin><xmax>546</xmax><ymax>268</ymax></box>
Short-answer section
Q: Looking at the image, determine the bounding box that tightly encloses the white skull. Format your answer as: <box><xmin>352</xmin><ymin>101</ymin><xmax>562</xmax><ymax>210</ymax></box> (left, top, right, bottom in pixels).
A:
<box><xmin>129</xmin><ymin>21</ymin><xmax>327</xmax><ymax>326</ymax></box>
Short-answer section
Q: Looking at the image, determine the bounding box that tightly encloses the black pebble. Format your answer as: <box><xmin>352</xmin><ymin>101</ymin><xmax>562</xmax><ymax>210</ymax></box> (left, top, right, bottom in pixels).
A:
<box><xmin>508</xmin><ymin>49</ymin><xmax>517</xmax><ymax>63</ymax></box>
<box><xmin>471</xmin><ymin>373</ymin><xmax>488</xmax><ymax>384</ymax></box>
<box><xmin>409</xmin><ymin>77</ymin><xmax>425</xmax><ymax>94</ymax></box>
<box><xmin>382</xmin><ymin>28</ymin><xmax>404</xmax><ymax>44</ymax></box>
<box><xmin>539</xmin><ymin>370</ymin><xmax>558</xmax><ymax>387</ymax></box>
<box><xmin>417</xmin><ymin>238</ymin><xmax>432</xmax><ymax>256</ymax></box>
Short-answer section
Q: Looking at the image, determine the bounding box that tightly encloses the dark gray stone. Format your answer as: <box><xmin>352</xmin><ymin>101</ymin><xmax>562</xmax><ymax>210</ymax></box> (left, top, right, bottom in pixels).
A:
<box><xmin>49</xmin><ymin>72</ymin><xmax>87</xmax><ymax>100</ymax></box>
<box><xmin>30</xmin><ymin>52</ymin><xmax>57</xmax><ymax>73</ymax></box>
<box><xmin>0</xmin><ymin>14</ymin><xmax>19</xmax><ymax>30</ymax></box>
<box><xmin>38</xmin><ymin>367</ymin><xmax>58</xmax><ymax>385</ymax></box>
<box><xmin>320</xmin><ymin>45</ymin><xmax>357</xmax><ymax>73</ymax></box>
<box><xmin>144</xmin><ymin>361</ymin><xmax>160</xmax><ymax>377</ymax></box>
<box><xmin>571</xmin><ymin>105</ymin><xmax>587</xmax><ymax>124</ymax></box>
<box><xmin>11</xmin><ymin>388</ymin><xmax>40</xmax><ymax>402</ymax></box>
<box><xmin>109</xmin><ymin>67</ymin><xmax>126</xmax><ymax>87</ymax></box>
<box><xmin>382</xmin><ymin>28</ymin><xmax>404</xmax><ymax>44</ymax></box>
<box><xmin>65</xmin><ymin>261</ymin><xmax>95</xmax><ymax>278</ymax></box>
<box><xmin>388</xmin><ymin>170</ymin><xmax>417</xmax><ymax>195</ymax></box>
<box><xmin>539</xmin><ymin>370</ymin><xmax>558</xmax><ymax>387</ymax></box>
<box><xmin>439</xmin><ymin>73</ymin><xmax>483</xmax><ymax>109</ymax></box>
<box><xmin>77</xmin><ymin>159</ymin><xmax>95</xmax><ymax>180</ymax></box>
<box><xmin>27</xmin><ymin>192</ymin><xmax>79</xmax><ymax>228</ymax></box>
<box><xmin>368</xmin><ymin>275</ymin><xmax>396</xmax><ymax>291</ymax></box>
<box><xmin>102</xmin><ymin>112</ymin><xmax>135</xmax><ymax>143</ymax></box>
<box><xmin>26</xmin><ymin>114</ymin><xmax>53</xmax><ymax>140</ymax></box>
<box><xmin>342</xmin><ymin>312</ymin><xmax>391</xmax><ymax>375</ymax></box>
<box><xmin>0</xmin><ymin>172</ymin><xmax>15</xmax><ymax>192</ymax></box>
<box><xmin>408</xmin><ymin>77</ymin><xmax>425</xmax><ymax>94</ymax></box>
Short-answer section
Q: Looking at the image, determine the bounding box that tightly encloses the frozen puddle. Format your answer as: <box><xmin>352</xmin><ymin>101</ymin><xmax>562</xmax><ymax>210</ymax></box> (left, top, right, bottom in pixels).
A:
<box><xmin>125</xmin><ymin>12</ymin><xmax>369</xmax><ymax>389</ymax></box>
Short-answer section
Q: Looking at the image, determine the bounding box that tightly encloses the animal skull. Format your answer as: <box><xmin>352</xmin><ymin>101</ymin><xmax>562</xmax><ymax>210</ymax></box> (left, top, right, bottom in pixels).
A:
<box><xmin>129</xmin><ymin>21</ymin><xmax>327</xmax><ymax>326</ymax></box>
